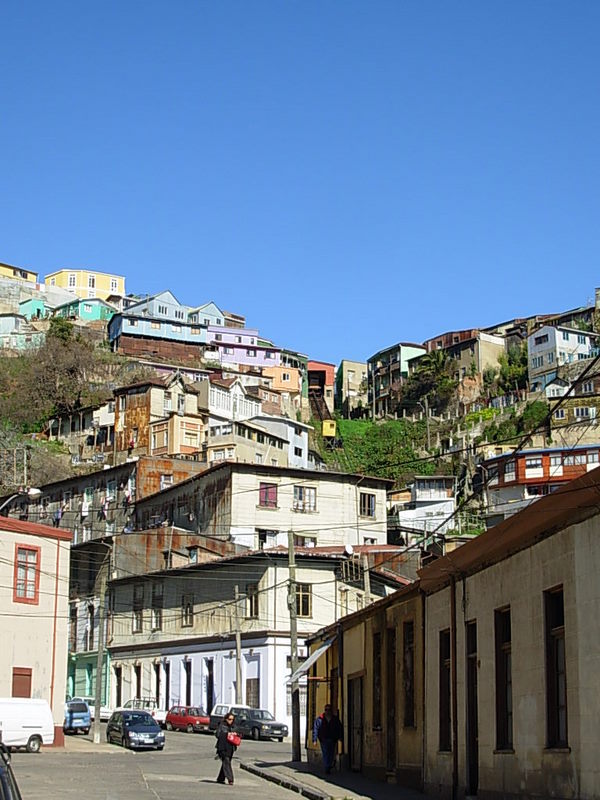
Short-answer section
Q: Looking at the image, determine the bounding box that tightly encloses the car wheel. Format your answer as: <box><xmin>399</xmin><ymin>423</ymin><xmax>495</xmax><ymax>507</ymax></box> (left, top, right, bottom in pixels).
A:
<box><xmin>277</xmin><ymin>737</ymin><xmax>283</xmax><ymax>743</ymax></box>
<box><xmin>186</xmin><ymin>724</ymin><xmax>193</xmax><ymax>734</ymax></box>
<box><xmin>106</xmin><ymin>733</ymin><xmax>111</xmax><ymax>744</ymax></box>
<box><xmin>26</xmin><ymin>736</ymin><xmax>42</xmax><ymax>753</ymax></box>
<box><xmin>83</xmin><ymin>729</ymin><xmax>90</xmax><ymax>735</ymax></box>
<box><xmin>157</xmin><ymin>746</ymin><xmax>164</xmax><ymax>751</ymax></box>
<box><xmin>166</xmin><ymin>722</ymin><xmax>173</xmax><ymax>731</ymax></box>
<box><xmin>251</xmin><ymin>727</ymin><xmax>260</xmax><ymax>741</ymax></box>
<box><xmin>121</xmin><ymin>736</ymin><xmax>128</xmax><ymax>749</ymax></box>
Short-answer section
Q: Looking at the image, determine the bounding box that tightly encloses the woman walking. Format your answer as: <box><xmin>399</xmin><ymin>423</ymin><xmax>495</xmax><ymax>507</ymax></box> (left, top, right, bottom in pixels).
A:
<box><xmin>215</xmin><ymin>713</ymin><xmax>237</xmax><ymax>785</ymax></box>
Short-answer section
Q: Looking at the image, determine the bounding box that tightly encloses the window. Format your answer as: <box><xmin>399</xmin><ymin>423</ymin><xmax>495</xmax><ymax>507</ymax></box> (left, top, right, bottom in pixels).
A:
<box><xmin>534</xmin><ymin>334</ymin><xmax>549</xmax><ymax>345</ymax></box>
<box><xmin>132</xmin><ymin>583</ymin><xmax>144</xmax><ymax>633</ymax></box>
<box><xmin>582</xmin><ymin>381</ymin><xmax>594</xmax><ymax>394</ymax></box>
<box><xmin>403</xmin><ymin>621</ymin><xmax>415</xmax><ymax>727</ymax></box>
<box><xmin>14</xmin><ymin>545</ymin><xmax>40</xmax><ymax>603</ymax></box>
<box><xmin>545</xmin><ymin>587</ymin><xmax>567</xmax><ymax>747</ymax></box>
<box><xmin>246</xmin><ymin>349</ymin><xmax>256</xmax><ymax>357</ymax></box>
<box><xmin>294</xmin><ymin>446</ymin><xmax>303</xmax><ymax>457</ymax></box>
<box><xmin>562</xmin><ymin>331</ymin><xmax>570</xmax><ymax>341</ymax></box>
<box><xmin>214</xmin><ymin>334</ymin><xmax>222</xmax><ymax>341</ymax></box>
<box><xmin>588</xmin><ymin>451</ymin><xmax>599</xmax><ymax>464</ymax></box>
<box><xmin>246</xmin><ymin>584</ymin><xmax>259</xmax><ymax>618</ymax></box>
<box><xmin>504</xmin><ymin>460</ymin><xmax>515</xmax><ymax>479</ymax></box>
<box><xmin>223</xmin><ymin>347</ymin><xmax>234</xmax><ymax>355</ymax></box>
<box><xmin>554</xmin><ymin>409</ymin><xmax>565</xmax><ymax>420</ymax></box>
<box><xmin>256</xmin><ymin>529</ymin><xmax>277</xmax><ymax>549</ymax></box>
<box><xmin>532</xmin><ymin>355</ymin><xmax>544</xmax><ymax>368</ymax></box>
<box><xmin>282</xmin><ymin>372</ymin><xmax>290</xmax><ymax>381</ymax></box>
<box><xmin>83</xmin><ymin>303</ymin><xmax>92</xmax><ymax>313</ymax></box>
<box><xmin>88</xmin><ymin>274</ymin><xmax>96</xmax><ymax>288</ymax></box>
<box><xmin>525</xmin><ymin>458</ymin><xmax>543</xmax><ymax>469</ymax></box>
<box><xmin>439</xmin><ymin>629</ymin><xmax>451</xmax><ymax>751</ymax></box>
<box><xmin>158</xmin><ymin>304</ymin><xmax>167</xmax><ymax>314</ymax></box>
<box><xmin>296</xmin><ymin>583</ymin><xmax>312</xmax><ymax>617</ymax></box>
<box><xmin>68</xmin><ymin>273</ymin><xmax>76</xmax><ymax>287</ymax></box>
<box><xmin>235</xmin><ymin>336</ymin><xmax>242</xmax><ymax>343</ymax></box>
<box><xmin>372</xmin><ymin>631</ymin><xmax>382</xmax><ymax>729</ymax></box>
<box><xmin>575</xmin><ymin>406</ymin><xmax>595</xmax><ymax>419</ymax></box>
<box><xmin>578</xmin><ymin>334</ymin><xmax>586</xmax><ymax>344</ymax></box>
<box><xmin>495</xmin><ymin>607</ymin><xmax>513</xmax><ymax>750</ymax></box>
<box><xmin>359</xmin><ymin>492</ymin><xmax>376</xmax><ymax>517</ymax></box>
<box><xmin>111</xmin><ymin>278</ymin><xmax>118</xmax><ymax>292</ymax></box>
<box><xmin>258</xmin><ymin>482</ymin><xmax>277</xmax><ymax>508</ymax></box>
<box><xmin>151</xmin><ymin>321</ymin><xmax>161</xmax><ymax>330</ymax></box>
<box><xmin>293</xmin><ymin>485</ymin><xmax>316</xmax><ymax>512</ymax></box>
<box><xmin>254</xmin><ymin>453</ymin><xmax>263</xmax><ymax>464</ymax></box>
<box><xmin>548</xmin><ymin>352</ymin><xmax>555</xmax><ymax>363</ymax></box>
<box><xmin>550</xmin><ymin>455</ymin><xmax>562</xmax><ymax>467</ymax></box>
<box><xmin>160</xmin><ymin>474</ymin><xmax>173</xmax><ymax>490</ymax></box>
<box><xmin>181</xmin><ymin>594</ymin><xmax>194</xmax><ymax>627</ymax></box>
<box><xmin>171</xmin><ymin>324</ymin><xmax>181</xmax><ymax>332</ymax></box>
<box><xmin>151</xmin><ymin>583</ymin><xmax>163</xmax><ymax>631</ymax></box>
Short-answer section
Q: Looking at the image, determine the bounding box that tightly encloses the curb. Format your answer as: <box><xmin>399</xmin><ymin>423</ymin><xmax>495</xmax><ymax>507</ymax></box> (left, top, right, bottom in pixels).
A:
<box><xmin>240</xmin><ymin>761</ymin><xmax>330</xmax><ymax>800</ymax></box>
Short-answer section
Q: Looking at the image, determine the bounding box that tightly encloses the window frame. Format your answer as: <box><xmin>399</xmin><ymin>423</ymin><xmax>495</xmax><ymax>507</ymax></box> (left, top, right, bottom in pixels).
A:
<box><xmin>545</xmin><ymin>586</ymin><xmax>568</xmax><ymax>748</ymax></box>
<box><xmin>439</xmin><ymin>629</ymin><xmax>452</xmax><ymax>752</ymax></box>
<box><xmin>495</xmin><ymin>607</ymin><xmax>513</xmax><ymax>750</ymax></box>
<box><xmin>13</xmin><ymin>544</ymin><xmax>41</xmax><ymax>604</ymax></box>
<box><xmin>359</xmin><ymin>491</ymin><xmax>376</xmax><ymax>518</ymax></box>
<box><xmin>258</xmin><ymin>482</ymin><xmax>278</xmax><ymax>509</ymax></box>
<box><xmin>295</xmin><ymin>583</ymin><xmax>312</xmax><ymax>618</ymax></box>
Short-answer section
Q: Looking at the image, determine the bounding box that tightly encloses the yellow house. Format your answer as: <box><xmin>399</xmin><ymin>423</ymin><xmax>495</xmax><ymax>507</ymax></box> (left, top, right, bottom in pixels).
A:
<box><xmin>45</xmin><ymin>269</ymin><xmax>125</xmax><ymax>301</ymax></box>
<box><xmin>0</xmin><ymin>261</ymin><xmax>38</xmax><ymax>283</ymax></box>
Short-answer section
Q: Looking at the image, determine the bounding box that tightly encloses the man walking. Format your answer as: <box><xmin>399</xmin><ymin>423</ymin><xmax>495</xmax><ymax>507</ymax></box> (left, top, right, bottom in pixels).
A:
<box><xmin>313</xmin><ymin>704</ymin><xmax>342</xmax><ymax>774</ymax></box>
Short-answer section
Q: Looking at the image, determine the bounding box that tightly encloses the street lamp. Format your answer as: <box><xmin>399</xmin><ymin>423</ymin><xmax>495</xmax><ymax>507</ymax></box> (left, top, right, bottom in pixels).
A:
<box><xmin>0</xmin><ymin>487</ymin><xmax>42</xmax><ymax>514</ymax></box>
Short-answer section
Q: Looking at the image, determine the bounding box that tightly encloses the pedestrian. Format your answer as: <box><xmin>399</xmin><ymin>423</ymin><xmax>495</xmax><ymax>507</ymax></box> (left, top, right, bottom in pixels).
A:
<box><xmin>313</xmin><ymin>704</ymin><xmax>343</xmax><ymax>774</ymax></box>
<box><xmin>215</xmin><ymin>712</ymin><xmax>238</xmax><ymax>785</ymax></box>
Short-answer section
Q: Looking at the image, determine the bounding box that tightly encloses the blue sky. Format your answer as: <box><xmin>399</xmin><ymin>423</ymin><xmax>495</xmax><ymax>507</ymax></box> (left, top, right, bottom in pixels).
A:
<box><xmin>1</xmin><ymin>1</ymin><xmax>599</xmax><ymax>364</ymax></box>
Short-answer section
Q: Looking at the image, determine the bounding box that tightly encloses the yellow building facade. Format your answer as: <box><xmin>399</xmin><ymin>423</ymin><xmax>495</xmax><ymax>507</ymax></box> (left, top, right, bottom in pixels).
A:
<box><xmin>0</xmin><ymin>261</ymin><xmax>38</xmax><ymax>283</ymax></box>
<box><xmin>45</xmin><ymin>269</ymin><xmax>125</xmax><ymax>301</ymax></box>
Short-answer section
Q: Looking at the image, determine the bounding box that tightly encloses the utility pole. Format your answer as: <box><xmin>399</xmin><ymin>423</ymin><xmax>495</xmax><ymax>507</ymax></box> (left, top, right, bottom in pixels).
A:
<box><xmin>92</xmin><ymin>546</ymin><xmax>110</xmax><ymax>744</ymax></box>
<box><xmin>234</xmin><ymin>586</ymin><xmax>242</xmax><ymax>704</ymax></box>
<box><xmin>287</xmin><ymin>530</ymin><xmax>301</xmax><ymax>761</ymax></box>
<box><xmin>361</xmin><ymin>553</ymin><xmax>372</xmax><ymax>606</ymax></box>
<box><xmin>424</xmin><ymin>395</ymin><xmax>431</xmax><ymax>451</ymax></box>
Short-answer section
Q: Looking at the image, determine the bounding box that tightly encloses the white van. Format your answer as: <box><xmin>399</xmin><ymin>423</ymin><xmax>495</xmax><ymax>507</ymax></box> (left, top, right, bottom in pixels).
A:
<box><xmin>0</xmin><ymin>698</ymin><xmax>55</xmax><ymax>752</ymax></box>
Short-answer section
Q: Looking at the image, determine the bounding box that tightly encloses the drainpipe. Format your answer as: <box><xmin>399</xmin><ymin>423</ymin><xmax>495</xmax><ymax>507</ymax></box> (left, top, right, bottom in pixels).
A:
<box><xmin>420</xmin><ymin>590</ymin><xmax>426</xmax><ymax>793</ymax></box>
<box><xmin>450</xmin><ymin>577</ymin><xmax>459</xmax><ymax>800</ymax></box>
<box><xmin>338</xmin><ymin>620</ymin><xmax>344</xmax><ymax>766</ymax></box>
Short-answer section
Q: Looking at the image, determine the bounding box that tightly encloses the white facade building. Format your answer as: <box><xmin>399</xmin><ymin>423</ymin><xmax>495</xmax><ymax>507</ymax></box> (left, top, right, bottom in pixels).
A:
<box><xmin>528</xmin><ymin>325</ymin><xmax>598</xmax><ymax>391</ymax></box>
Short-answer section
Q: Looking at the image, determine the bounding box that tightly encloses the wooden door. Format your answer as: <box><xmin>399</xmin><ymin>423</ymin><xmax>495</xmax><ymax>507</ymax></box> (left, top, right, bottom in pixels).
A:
<box><xmin>348</xmin><ymin>677</ymin><xmax>363</xmax><ymax>772</ymax></box>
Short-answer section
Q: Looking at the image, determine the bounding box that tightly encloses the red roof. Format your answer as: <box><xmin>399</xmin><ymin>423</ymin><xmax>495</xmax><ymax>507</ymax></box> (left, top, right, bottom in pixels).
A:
<box><xmin>0</xmin><ymin>516</ymin><xmax>73</xmax><ymax>542</ymax></box>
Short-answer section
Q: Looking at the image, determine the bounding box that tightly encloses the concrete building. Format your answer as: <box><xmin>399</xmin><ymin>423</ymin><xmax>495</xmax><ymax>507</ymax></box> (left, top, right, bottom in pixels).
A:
<box><xmin>367</xmin><ymin>342</ymin><xmax>426</xmax><ymax>418</ymax></box>
<box><xmin>421</xmin><ymin>466</ymin><xmax>600</xmax><ymax>800</ymax></box>
<box><xmin>528</xmin><ymin>324</ymin><xmax>599</xmax><ymax>391</ymax></box>
<box><xmin>335</xmin><ymin>359</ymin><xmax>368</xmax><ymax>418</ymax></box>
<box><xmin>45</xmin><ymin>268</ymin><xmax>125</xmax><ymax>301</ymax></box>
<box><xmin>0</xmin><ymin>516</ymin><xmax>72</xmax><ymax>745</ymax></box>
<box><xmin>106</xmin><ymin>546</ymin><xmax>406</xmax><ymax>733</ymax></box>
<box><xmin>249</xmin><ymin>415</ymin><xmax>312</xmax><ymax>470</ymax></box>
<box><xmin>387</xmin><ymin>476</ymin><xmax>456</xmax><ymax>542</ymax></box>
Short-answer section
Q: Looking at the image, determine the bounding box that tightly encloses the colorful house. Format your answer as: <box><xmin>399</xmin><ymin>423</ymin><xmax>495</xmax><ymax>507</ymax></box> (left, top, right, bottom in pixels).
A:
<box><xmin>54</xmin><ymin>297</ymin><xmax>116</xmax><ymax>322</ymax></box>
<box><xmin>45</xmin><ymin>269</ymin><xmax>125</xmax><ymax>302</ymax></box>
<box><xmin>0</xmin><ymin>261</ymin><xmax>38</xmax><ymax>283</ymax></box>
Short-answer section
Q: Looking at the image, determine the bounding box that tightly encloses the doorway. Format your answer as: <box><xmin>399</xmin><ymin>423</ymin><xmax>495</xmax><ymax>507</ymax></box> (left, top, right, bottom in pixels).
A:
<box><xmin>466</xmin><ymin>621</ymin><xmax>479</xmax><ymax>795</ymax></box>
<box><xmin>205</xmin><ymin>659</ymin><xmax>214</xmax><ymax>712</ymax></box>
<box><xmin>348</xmin><ymin>676</ymin><xmax>363</xmax><ymax>772</ymax></box>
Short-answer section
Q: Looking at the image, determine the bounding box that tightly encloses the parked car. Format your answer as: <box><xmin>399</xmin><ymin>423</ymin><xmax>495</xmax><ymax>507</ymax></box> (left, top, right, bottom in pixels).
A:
<box><xmin>106</xmin><ymin>710</ymin><xmax>165</xmax><ymax>751</ymax></box>
<box><xmin>63</xmin><ymin>700</ymin><xmax>91</xmax><ymax>735</ymax></box>
<box><xmin>208</xmin><ymin>703</ymin><xmax>252</xmax><ymax>732</ymax></box>
<box><xmin>165</xmin><ymin>706</ymin><xmax>210</xmax><ymax>733</ymax></box>
<box><xmin>69</xmin><ymin>696</ymin><xmax>112</xmax><ymax>722</ymax></box>
<box><xmin>0</xmin><ymin>698</ymin><xmax>54</xmax><ymax>752</ymax></box>
<box><xmin>0</xmin><ymin>744</ymin><xmax>23</xmax><ymax>800</ymax></box>
<box><xmin>233</xmin><ymin>708</ymin><xmax>288</xmax><ymax>742</ymax></box>
<box><xmin>120</xmin><ymin>698</ymin><xmax>167</xmax><ymax>727</ymax></box>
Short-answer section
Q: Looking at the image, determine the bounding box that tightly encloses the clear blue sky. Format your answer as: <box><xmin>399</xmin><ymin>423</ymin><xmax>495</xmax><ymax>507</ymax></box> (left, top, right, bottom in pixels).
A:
<box><xmin>1</xmin><ymin>1</ymin><xmax>599</xmax><ymax>364</ymax></box>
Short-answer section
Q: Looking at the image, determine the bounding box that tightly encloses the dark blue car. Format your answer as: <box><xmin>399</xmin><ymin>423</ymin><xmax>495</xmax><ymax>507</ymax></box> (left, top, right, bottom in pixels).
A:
<box><xmin>0</xmin><ymin>744</ymin><xmax>22</xmax><ymax>800</ymax></box>
<box><xmin>106</xmin><ymin>710</ymin><xmax>165</xmax><ymax>751</ymax></box>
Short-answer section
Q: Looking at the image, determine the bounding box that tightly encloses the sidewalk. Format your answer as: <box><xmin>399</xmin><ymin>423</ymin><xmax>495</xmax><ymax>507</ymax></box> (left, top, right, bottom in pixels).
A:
<box><xmin>241</xmin><ymin>759</ymin><xmax>425</xmax><ymax>800</ymax></box>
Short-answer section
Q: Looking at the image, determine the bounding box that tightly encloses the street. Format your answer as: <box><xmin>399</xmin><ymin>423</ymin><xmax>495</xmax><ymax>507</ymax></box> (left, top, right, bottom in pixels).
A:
<box><xmin>9</xmin><ymin>725</ymin><xmax>298</xmax><ymax>800</ymax></box>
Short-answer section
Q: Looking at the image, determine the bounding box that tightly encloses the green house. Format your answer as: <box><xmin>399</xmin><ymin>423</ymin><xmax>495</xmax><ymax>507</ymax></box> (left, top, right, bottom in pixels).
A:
<box><xmin>54</xmin><ymin>298</ymin><xmax>116</xmax><ymax>322</ymax></box>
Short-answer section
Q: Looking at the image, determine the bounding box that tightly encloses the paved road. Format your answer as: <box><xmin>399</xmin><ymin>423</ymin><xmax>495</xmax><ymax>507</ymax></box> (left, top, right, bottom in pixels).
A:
<box><xmin>10</xmin><ymin>725</ymin><xmax>298</xmax><ymax>800</ymax></box>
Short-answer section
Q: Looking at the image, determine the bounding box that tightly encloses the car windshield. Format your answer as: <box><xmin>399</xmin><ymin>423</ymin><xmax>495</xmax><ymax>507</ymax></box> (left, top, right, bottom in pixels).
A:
<box><xmin>67</xmin><ymin>703</ymin><xmax>88</xmax><ymax>713</ymax></box>
<box><xmin>250</xmin><ymin>710</ymin><xmax>275</xmax><ymax>721</ymax></box>
<box><xmin>188</xmin><ymin>708</ymin><xmax>204</xmax><ymax>716</ymax></box>
<box><xmin>124</xmin><ymin>713</ymin><xmax>157</xmax><ymax>728</ymax></box>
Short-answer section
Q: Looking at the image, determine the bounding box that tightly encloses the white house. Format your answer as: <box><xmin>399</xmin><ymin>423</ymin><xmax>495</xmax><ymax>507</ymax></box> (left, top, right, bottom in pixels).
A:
<box><xmin>528</xmin><ymin>325</ymin><xmax>598</xmax><ymax>391</ymax></box>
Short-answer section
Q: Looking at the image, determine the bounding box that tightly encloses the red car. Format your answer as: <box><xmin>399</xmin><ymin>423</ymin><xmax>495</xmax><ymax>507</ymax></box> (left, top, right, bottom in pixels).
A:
<box><xmin>165</xmin><ymin>706</ymin><xmax>210</xmax><ymax>733</ymax></box>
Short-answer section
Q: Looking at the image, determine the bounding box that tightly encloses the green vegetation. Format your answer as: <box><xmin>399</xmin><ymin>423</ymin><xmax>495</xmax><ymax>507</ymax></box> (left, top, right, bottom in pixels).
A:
<box><xmin>317</xmin><ymin>418</ymin><xmax>447</xmax><ymax>485</ymax></box>
<box><xmin>398</xmin><ymin>349</ymin><xmax>458</xmax><ymax>414</ymax></box>
<box><xmin>484</xmin><ymin>343</ymin><xmax>529</xmax><ymax>395</ymax></box>
<box><xmin>482</xmin><ymin>400</ymin><xmax>549</xmax><ymax>444</ymax></box>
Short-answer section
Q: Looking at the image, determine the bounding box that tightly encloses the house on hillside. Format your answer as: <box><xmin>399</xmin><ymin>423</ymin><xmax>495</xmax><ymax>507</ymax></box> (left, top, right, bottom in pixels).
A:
<box><xmin>53</xmin><ymin>297</ymin><xmax>116</xmax><ymax>323</ymax></box>
<box><xmin>45</xmin><ymin>268</ymin><xmax>125</xmax><ymax>302</ymax></box>
<box><xmin>367</xmin><ymin>343</ymin><xmax>426</xmax><ymax>418</ymax></box>
<box><xmin>207</xmin><ymin>325</ymin><xmax>281</xmax><ymax>370</ymax></box>
<box><xmin>134</xmin><ymin>462</ymin><xmax>392</xmax><ymax>550</ymax></box>
<box><xmin>336</xmin><ymin>359</ymin><xmax>368</xmax><ymax>417</ymax></box>
<box><xmin>528</xmin><ymin>324</ymin><xmax>599</xmax><ymax>391</ymax></box>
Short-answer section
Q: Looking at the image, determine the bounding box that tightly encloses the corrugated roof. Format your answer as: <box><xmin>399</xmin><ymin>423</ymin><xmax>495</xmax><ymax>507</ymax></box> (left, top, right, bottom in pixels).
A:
<box><xmin>0</xmin><ymin>516</ymin><xmax>73</xmax><ymax>541</ymax></box>
<box><xmin>418</xmin><ymin>465</ymin><xmax>600</xmax><ymax>592</ymax></box>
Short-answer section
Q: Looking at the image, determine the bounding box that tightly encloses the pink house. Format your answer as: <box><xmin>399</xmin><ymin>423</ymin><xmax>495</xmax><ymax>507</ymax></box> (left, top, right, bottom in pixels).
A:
<box><xmin>207</xmin><ymin>326</ymin><xmax>281</xmax><ymax>369</ymax></box>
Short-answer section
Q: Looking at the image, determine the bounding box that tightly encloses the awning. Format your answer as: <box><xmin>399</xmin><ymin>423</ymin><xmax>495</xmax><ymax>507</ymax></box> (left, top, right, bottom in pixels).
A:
<box><xmin>286</xmin><ymin>638</ymin><xmax>335</xmax><ymax>684</ymax></box>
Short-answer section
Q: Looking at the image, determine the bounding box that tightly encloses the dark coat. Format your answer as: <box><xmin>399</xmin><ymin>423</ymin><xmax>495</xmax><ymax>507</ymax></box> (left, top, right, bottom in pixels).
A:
<box><xmin>215</xmin><ymin>721</ymin><xmax>237</xmax><ymax>758</ymax></box>
<box><xmin>313</xmin><ymin>713</ymin><xmax>343</xmax><ymax>743</ymax></box>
